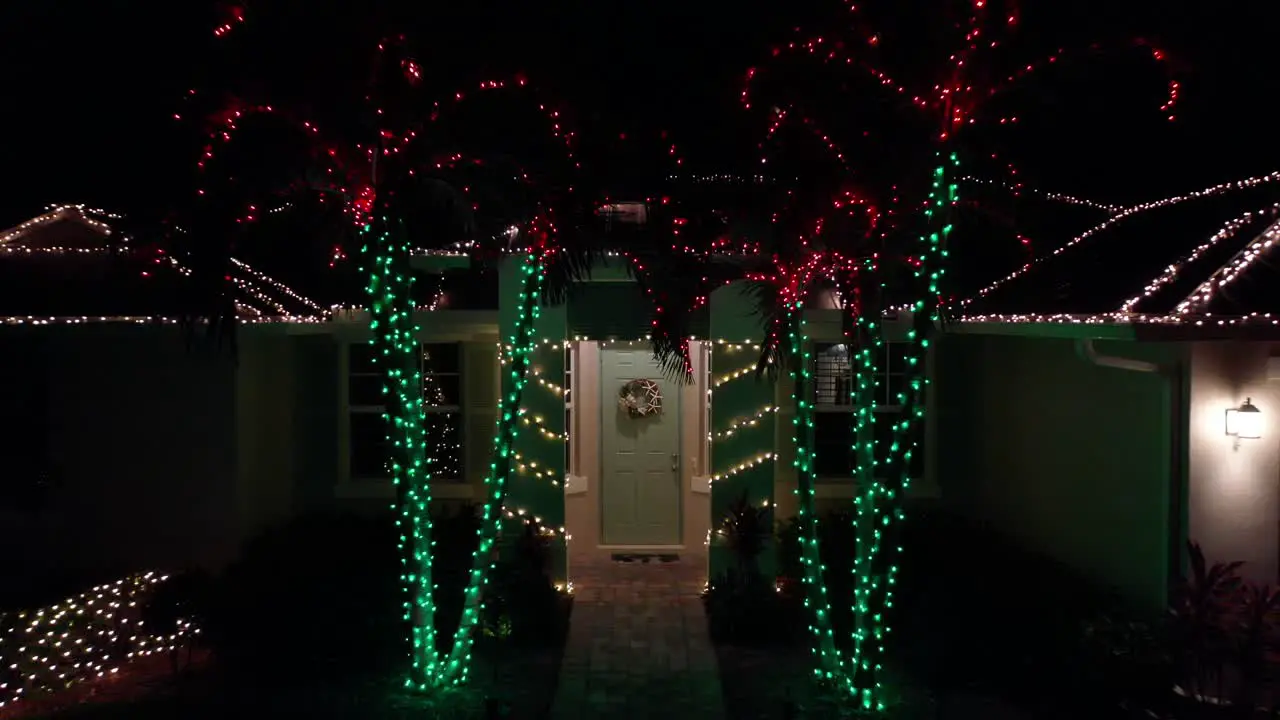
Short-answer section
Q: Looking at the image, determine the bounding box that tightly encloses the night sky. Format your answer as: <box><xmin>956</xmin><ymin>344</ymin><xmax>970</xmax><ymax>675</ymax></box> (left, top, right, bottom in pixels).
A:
<box><xmin>1</xmin><ymin>1</ymin><xmax>1277</xmax><ymax>230</ymax></box>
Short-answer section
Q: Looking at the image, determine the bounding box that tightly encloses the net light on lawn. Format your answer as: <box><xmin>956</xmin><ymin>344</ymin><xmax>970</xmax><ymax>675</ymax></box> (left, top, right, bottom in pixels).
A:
<box><xmin>1226</xmin><ymin>399</ymin><xmax>1263</xmax><ymax>440</ymax></box>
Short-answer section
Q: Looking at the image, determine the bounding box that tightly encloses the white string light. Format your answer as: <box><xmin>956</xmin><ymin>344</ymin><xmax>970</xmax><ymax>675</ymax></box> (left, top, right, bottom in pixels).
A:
<box><xmin>0</xmin><ymin>205</ymin><xmax>330</xmax><ymax>324</ymax></box>
<box><xmin>1121</xmin><ymin>204</ymin><xmax>1280</xmax><ymax>313</ymax></box>
<box><xmin>713</xmin><ymin>364</ymin><xmax>758</xmax><ymax>389</ymax></box>
<box><xmin>516</xmin><ymin>408</ymin><xmax>567</xmax><ymax>442</ymax></box>
<box><xmin>959</xmin><ymin>202</ymin><xmax>1280</xmax><ymax>325</ymax></box>
<box><xmin>1177</xmin><ymin>218</ymin><xmax>1280</xmax><ymax>316</ymax></box>
<box><xmin>0</xmin><ymin>572</ymin><xmax>199</xmax><ymax>711</ymax></box>
<box><xmin>229</xmin><ymin>258</ymin><xmax>325</xmax><ymax>313</ymax></box>
<box><xmin>710</xmin><ymin>404</ymin><xmax>779</xmax><ymax>441</ymax></box>
<box><xmin>0</xmin><ymin>205</ymin><xmax>114</xmax><ymax>246</ymax></box>
<box><xmin>710</xmin><ymin>452</ymin><xmax>775</xmax><ymax>483</ymax></box>
<box><xmin>962</xmin><ymin>175</ymin><xmax>1122</xmax><ymax>214</ymax></box>
<box><xmin>957</xmin><ymin>311</ymin><xmax>1280</xmax><ymax>327</ymax></box>
<box><xmin>962</xmin><ymin>171</ymin><xmax>1280</xmax><ymax>307</ymax></box>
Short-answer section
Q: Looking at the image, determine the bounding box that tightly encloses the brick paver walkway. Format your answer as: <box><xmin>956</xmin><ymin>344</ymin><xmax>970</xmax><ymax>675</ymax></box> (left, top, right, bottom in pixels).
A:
<box><xmin>550</xmin><ymin>555</ymin><xmax>725</xmax><ymax>720</ymax></box>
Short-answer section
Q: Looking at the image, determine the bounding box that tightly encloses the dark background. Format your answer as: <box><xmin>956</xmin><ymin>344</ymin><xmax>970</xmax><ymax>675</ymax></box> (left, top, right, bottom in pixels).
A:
<box><xmin>1</xmin><ymin>0</ymin><xmax>1276</xmax><ymax>224</ymax></box>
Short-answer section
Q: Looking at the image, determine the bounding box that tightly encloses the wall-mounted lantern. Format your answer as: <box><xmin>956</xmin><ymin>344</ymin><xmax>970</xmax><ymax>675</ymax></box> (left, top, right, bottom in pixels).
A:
<box><xmin>1226</xmin><ymin>398</ymin><xmax>1263</xmax><ymax>440</ymax></box>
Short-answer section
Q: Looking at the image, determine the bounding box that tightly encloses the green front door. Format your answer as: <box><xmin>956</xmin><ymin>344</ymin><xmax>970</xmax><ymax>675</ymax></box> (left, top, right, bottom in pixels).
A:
<box><xmin>599</xmin><ymin>344</ymin><xmax>682</xmax><ymax>546</ymax></box>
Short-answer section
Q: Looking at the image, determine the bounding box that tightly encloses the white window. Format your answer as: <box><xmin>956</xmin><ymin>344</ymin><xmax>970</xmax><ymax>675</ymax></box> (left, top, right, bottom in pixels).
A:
<box><xmin>564</xmin><ymin>343</ymin><xmax>575</xmax><ymax>476</ymax></box>
<box><xmin>348</xmin><ymin>342</ymin><xmax>464</xmax><ymax>482</ymax></box>
<box><xmin>812</xmin><ymin>341</ymin><xmax>907</xmax><ymax>480</ymax></box>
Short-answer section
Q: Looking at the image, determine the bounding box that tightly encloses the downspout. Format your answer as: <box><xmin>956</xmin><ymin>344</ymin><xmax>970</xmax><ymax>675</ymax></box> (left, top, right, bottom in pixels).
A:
<box><xmin>1075</xmin><ymin>338</ymin><xmax>1186</xmax><ymax>610</ymax></box>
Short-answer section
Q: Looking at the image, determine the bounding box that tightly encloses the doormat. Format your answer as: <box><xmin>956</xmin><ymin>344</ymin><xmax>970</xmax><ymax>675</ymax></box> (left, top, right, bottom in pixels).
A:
<box><xmin>610</xmin><ymin>553</ymin><xmax>680</xmax><ymax>564</ymax></box>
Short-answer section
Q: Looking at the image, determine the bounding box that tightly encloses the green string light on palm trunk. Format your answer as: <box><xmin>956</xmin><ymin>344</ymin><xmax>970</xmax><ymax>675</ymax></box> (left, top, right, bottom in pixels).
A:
<box><xmin>787</xmin><ymin>300</ymin><xmax>843</xmax><ymax>686</ymax></box>
<box><xmin>361</xmin><ymin>218</ymin><xmax>440</xmax><ymax>685</ymax></box>
<box><xmin>846</xmin><ymin>150</ymin><xmax>958</xmax><ymax>710</ymax></box>
<box><xmin>362</xmin><ymin>223</ymin><xmax>544</xmax><ymax>691</ymax></box>
<box><xmin>437</xmin><ymin>252</ymin><xmax>544</xmax><ymax>686</ymax></box>
<box><xmin>846</xmin><ymin>307</ymin><xmax>879</xmax><ymax>699</ymax></box>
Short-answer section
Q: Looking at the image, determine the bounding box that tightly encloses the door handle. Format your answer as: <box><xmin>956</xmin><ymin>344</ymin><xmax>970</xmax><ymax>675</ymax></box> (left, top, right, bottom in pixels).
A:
<box><xmin>671</xmin><ymin>453</ymin><xmax>679</xmax><ymax>472</ymax></box>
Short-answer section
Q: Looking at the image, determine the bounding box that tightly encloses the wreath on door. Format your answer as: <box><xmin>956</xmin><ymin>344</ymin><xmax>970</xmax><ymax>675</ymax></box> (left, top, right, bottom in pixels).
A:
<box><xmin>618</xmin><ymin>378</ymin><xmax>663</xmax><ymax>418</ymax></box>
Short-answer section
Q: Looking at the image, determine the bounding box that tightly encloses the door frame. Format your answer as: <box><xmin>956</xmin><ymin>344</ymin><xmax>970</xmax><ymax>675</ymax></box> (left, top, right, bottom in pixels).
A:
<box><xmin>596</xmin><ymin>342</ymin><xmax>684</xmax><ymax>549</ymax></box>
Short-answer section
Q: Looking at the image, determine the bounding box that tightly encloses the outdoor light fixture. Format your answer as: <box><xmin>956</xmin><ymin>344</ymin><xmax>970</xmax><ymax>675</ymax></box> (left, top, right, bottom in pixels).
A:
<box><xmin>1225</xmin><ymin>398</ymin><xmax>1263</xmax><ymax>440</ymax></box>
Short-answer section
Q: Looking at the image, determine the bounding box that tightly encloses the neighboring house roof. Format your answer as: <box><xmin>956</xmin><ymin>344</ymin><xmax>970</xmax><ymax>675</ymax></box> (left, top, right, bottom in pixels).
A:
<box><xmin>957</xmin><ymin>171</ymin><xmax>1280</xmax><ymax>330</ymax></box>
<box><xmin>0</xmin><ymin>205</ymin><xmax>326</xmax><ymax>324</ymax></box>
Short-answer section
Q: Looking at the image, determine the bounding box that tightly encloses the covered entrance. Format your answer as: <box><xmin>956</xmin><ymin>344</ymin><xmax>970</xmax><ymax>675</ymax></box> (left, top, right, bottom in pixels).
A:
<box><xmin>598</xmin><ymin>343</ymin><xmax>683</xmax><ymax>546</ymax></box>
<box><xmin>562</xmin><ymin>338</ymin><xmax>712</xmax><ymax>567</ymax></box>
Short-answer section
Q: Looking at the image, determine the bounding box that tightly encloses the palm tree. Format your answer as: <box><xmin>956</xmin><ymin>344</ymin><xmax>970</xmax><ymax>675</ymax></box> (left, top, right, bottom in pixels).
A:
<box><xmin>735</xmin><ymin>0</ymin><xmax>1180</xmax><ymax>705</ymax></box>
<box><xmin>156</xmin><ymin>10</ymin><xmax>627</xmax><ymax>690</ymax></box>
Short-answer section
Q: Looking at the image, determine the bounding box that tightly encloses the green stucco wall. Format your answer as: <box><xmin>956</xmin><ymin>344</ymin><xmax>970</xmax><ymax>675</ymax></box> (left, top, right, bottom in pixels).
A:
<box><xmin>709</xmin><ymin>282</ymin><xmax>778</xmax><ymax>579</ymax></box>
<box><xmin>500</xmin><ymin>258</ymin><xmax>568</xmax><ymax>583</ymax></box>
<box><xmin>932</xmin><ymin>333</ymin><xmax>1182</xmax><ymax>611</ymax></box>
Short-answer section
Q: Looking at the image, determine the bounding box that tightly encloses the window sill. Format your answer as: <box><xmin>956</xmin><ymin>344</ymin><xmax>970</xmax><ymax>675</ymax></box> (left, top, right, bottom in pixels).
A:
<box><xmin>811</xmin><ymin>478</ymin><xmax>937</xmax><ymax>500</ymax></box>
<box><xmin>336</xmin><ymin>480</ymin><xmax>474</xmax><ymax>501</ymax></box>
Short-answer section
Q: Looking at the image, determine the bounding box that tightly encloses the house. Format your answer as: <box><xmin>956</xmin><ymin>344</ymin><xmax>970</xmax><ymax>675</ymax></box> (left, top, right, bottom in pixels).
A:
<box><xmin>929</xmin><ymin>182</ymin><xmax>1280</xmax><ymax>612</ymax></box>
<box><xmin>0</xmin><ymin>202</ymin><xmax>948</xmax><ymax>594</ymax></box>
<box><xmin>0</xmin><ymin>204</ymin><xmax>331</xmax><ymax>593</ymax></box>
<box><xmin>19</xmin><ymin>184</ymin><xmax>1280</xmax><ymax>615</ymax></box>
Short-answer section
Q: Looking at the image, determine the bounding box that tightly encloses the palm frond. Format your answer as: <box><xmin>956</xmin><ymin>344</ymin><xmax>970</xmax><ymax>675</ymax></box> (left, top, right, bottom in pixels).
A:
<box><xmin>742</xmin><ymin>278</ymin><xmax>786</xmax><ymax>380</ymax></box>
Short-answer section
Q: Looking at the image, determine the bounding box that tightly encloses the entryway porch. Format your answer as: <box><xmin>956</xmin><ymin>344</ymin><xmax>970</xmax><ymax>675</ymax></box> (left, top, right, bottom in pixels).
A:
<box><xmin>561</xmin><ymin>340</ymin><xmax>713</xmax><ymax>578</ymax></box>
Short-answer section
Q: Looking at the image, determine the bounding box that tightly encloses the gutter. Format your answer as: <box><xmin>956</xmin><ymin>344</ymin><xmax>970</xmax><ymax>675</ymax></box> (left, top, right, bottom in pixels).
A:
<box><xmin>1075</xmin><ymin>338</ymin><xmax>1160</xmax><ymax>373</ymax></box>
<box><xmin>1075</xmin><ymin>338</ymin><xmax>1185</xmax><ymax>610</ymax></box>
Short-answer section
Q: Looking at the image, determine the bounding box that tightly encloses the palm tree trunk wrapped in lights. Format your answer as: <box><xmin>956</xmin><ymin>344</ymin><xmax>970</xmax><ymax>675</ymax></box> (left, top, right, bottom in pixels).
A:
<box><xmin>785</xmin><ymin>298</ymin><xmax>843</xmax><ymax>686</ymax></box>
<box><xmin>846</xmin><ymin>151</ymin><xmax>958</xmax><ymax>709</ymax></box>
<box><xmin>362</xmin><ymin>217</ymin><xmax>441</xmax><ymax>685</ymax></box>
<box><xmin>364</xmin><ymin>216</ymin><xmax>547</xmax><ymax>689</ymax></box>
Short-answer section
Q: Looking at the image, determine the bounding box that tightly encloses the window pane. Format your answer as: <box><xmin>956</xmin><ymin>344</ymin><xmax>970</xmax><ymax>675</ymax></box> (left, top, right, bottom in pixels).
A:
<box><xmin>814</xmin><ymin>343</ymin><xmax>851</xmax><ymax>406</ymax></box>
<box><xmin>422</xmin><ymin>344</ymin><xmax>460</xmax><ymax>374</ymax></box>
<box><xmin>885</xmin><ymin>343</ymin><xmax>909</xmax><ymax>374</ymax></box>
<box><xmin>349</xmin><ymin>374</ymin><xmax>386</xmax><ymax>407</ymax></box>
<box><xmin>424</xmin><ymin>412</ymin><xmax>463</xmax><ymax>479</ymax></box>
<box><xmin>814</xmin><ymin>412</ymin><xmax>855</xmax><ymax>477</ymax></box>
<box><xmin>349</xmin><ymin>343</ymin><xmax>383</xmax><ymax>374</ymax></box>
<box><xmin>564</xmin><ymin>407</ymin><xmax>573</xmax><ymax>474</ymax></box>
<box><xmin>909</xmin><ymin>435</ymin><xmax>924</xmax><ymax>483</ymax></box>
<box><xmin>872</xmin><ymin>343</ymin><xmax>888</xmax><ymax>375</ymax></box>
<box><xmin>422</xmin><ymin>374</ymin><xmax>461</xmax><ymax>407</ymax></box>
<box><xmin>882</xmin><ymin>373</ymin><xmax>906</xmax><ymax>407</ymax></box>
<box><xmin>350</xmin><ymin>412</ymin><xmax>389</xmax><ymax>478</ymax></box>
<box><xmin>872</xmin><ymin>411</ymin><xmax>903</xmax><ymax>475</ymax></box>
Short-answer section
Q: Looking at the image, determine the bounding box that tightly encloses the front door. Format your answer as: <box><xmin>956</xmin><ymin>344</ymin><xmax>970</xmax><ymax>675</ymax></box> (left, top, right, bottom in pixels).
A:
<box><xmin>599</xmin><ymin>345</ymin><xmax>682</xmax><ymax>546</ymax></box>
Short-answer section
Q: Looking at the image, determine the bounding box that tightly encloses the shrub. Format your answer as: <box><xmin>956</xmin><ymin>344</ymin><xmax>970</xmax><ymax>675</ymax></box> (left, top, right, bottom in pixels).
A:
<box><xmin>141</xmin><ymin>569</ymin><xmax>215</xmax><ymax>673</ymax></box>
<box><xmin>706</xmin><ymin>495</ymin><xmax>801</xmax><ymax>647</ymax></box>
<box><xmin>481</xmin><ymin>518</ymin><xmax>566</xmax><ymax>647</ymax></box>
<box><xmin>703</xmin><ymin>567</ymin><xmax>800</xmax><ymax>646</ymax></box>
<box><xmin>207</xmin><ymin>512</ymin><xmax>402</xmax><ymax>681</ymax></box>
